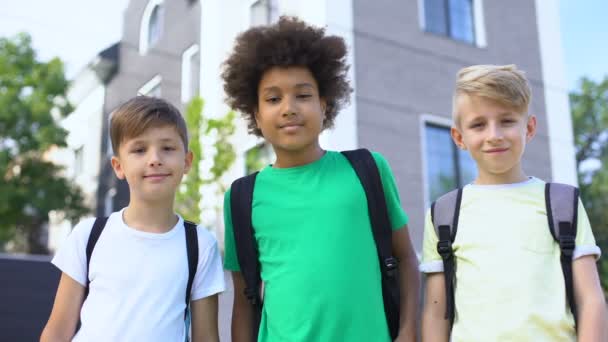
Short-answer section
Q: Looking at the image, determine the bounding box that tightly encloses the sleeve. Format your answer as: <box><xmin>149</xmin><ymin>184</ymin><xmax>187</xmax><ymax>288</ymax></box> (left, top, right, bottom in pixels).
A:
<box><xmin>573</xmin><ymin>198</ymin><xmax>601</xmax><ymax>260</ymax></box>
<box><xmin>419</xmin><ymin>209</ymin><xmax>444</xmax><ymax>273</ymax></box>
<box><xmin>51</xmin><ymin>217</ymin><xmax>96</xmax><ymax>286</ymax></box>
<box><xmin>222</xmin><ymin>189</ymin><xmax>241</xmax><ymax>271</ymax></box>
<box><xmin>371</xmin><ymin>152</ymin><xmax>409</xmax><ymax>230</ymax></box>
<box><xmin>191</xmin><ymin>232</ymin><xmax>226</xmax><ymax>301</ymax></box>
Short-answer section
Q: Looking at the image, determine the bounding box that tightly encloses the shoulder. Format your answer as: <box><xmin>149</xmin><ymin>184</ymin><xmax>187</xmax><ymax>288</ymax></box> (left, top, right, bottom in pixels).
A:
<box><xmin>69</xmin><ymin>217</ymin><xmax>98</xmax><ymax>240</ymax></box>
<box><xmin>193</xmin><ymin>224</ymin><xmax>219</xmax><ymax>252</ymax></box>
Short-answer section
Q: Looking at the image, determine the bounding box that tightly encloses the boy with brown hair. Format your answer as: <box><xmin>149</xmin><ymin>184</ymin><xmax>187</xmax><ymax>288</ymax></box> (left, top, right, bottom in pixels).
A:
<box><xmin>221</xmin><ymin>17</ymin><xmax>420</xmax><ymax>342</ymax></box>
<box><xmin>41</xmin><ymin>96</ymin><xmax>225</xmax><ymax>342</ymax></box>
<box><xmin>421</xmin><ymin>64</ymin><xmax>607</xmax><ymax>341</ymax></box>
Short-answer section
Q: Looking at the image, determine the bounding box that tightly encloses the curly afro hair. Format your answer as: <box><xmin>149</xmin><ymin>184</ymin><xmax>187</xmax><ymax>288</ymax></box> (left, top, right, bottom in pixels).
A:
<box><xmin>221</xmin><ymin>16</ymin><xmax>352</xmax><ymax>137</ymax></box>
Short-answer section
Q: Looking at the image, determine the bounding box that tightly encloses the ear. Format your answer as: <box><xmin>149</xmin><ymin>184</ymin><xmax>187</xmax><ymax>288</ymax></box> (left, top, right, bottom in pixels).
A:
<box><xmin>183</xmin><ymin>150</ymin><xmax>194</xmax><ymax>174</ymax></box>
<box><xmin>525</xmin><ymin>114</ymin><xmax>537</xmax><ymax>142</ymax></box>
<box><xmin>451</xmin><ymin>126</ymin><xmax>467</xmax><ymax>150</ymax></box>
<box><xmin>320</xmin><ymin>98</ymin><xmax>327</xmax><ymax>118</ymax></box>
<box><xmin>253</xmin><ymin>107</ymin><xmax>261</xmax><ymax>129</ymax></box>
<box><xmin>111</xmin><ymin>155</ymin><xmax>126</xmax><ymax>180</ymax></box>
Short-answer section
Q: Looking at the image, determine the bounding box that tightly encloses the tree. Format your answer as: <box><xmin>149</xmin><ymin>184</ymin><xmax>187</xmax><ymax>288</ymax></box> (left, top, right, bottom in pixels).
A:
<box><xmin>570</xmin><ymin>76</ymin><xmax>608</xmax><ymax>292</ymax></box>
<box><xmin>175</xmin><ymin>96</ymin><xmax>236</xmax><ymax>223</ymax></box>
<box><xmin>0</xmin><ymin>33</ymin><xmax>87</xmax><ymax>253</ymax></box>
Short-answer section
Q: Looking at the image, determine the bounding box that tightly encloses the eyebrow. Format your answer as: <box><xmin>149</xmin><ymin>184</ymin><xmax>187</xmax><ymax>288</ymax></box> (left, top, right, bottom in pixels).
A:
<box><xmin>260</xmin><ymin>83</ymin><xmax>315</xmax><ymax>92</ymax></box>
<box><xmin>127</xmin><ymin>137</ymin><xmax>178</xmax><ymax>146</ymax></box>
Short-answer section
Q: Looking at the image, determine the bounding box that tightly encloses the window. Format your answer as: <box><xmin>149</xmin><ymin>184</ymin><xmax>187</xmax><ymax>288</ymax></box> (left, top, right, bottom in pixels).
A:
<box><xmin>139</xmin><ymin>0</ymin><xmax>165</xmax><ymax>54</ymax></box>
<box><xmin>250</xmin><ymin>0</ymin><xmax>279</xmax><ymax>26</ymax></box>
<box><xmin>138</xmin><ymin>75</ymin><xmax>162</xmax><ymax>97</ymax></box>
<box><xmin>74</xmin><ymin>146</ymin><xmax>84</xmax><ymax>176</ymax></box>
<box><xmin>423</xmin><ymin>122</ymin><xmax>476</xmax><ymax>204</ymax></box>
<box><xmin>245</xmin><ymin>143</ymin><xmax>274</xmax><ymax>175</ymax></box>
<box><xmin>423</xmin><ymin>0</ymin><xmax>475</xmax><ymax>44</ymax></box>
<box><xmin>181</xmin><ymin>45</ymin><xmax>200</xmax><ymax>103</ymax></box>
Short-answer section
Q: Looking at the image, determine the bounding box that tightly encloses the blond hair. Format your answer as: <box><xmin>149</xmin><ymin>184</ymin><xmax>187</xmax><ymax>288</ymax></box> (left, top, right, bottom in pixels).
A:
<box><xmin>453</xmin><ymin>64</ymin><xmax>531</xmax><ymax>125</ymax></box>
<box><xmin>110</xmin><ymin>96</ymin><xmax>188</xmax><ymax>154</ymax></box>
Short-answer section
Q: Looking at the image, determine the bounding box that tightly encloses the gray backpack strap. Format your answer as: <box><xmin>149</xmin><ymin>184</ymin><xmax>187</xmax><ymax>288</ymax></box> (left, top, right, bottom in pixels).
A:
<box><xmin>545</xmin><ymin>182</ymin><xmax>579</xmax><ymax>328</ymax></box>
<box><xmin>430</xmin><ymin>188</ymin><xmax>463</xmax><ymax>327</ymax></box>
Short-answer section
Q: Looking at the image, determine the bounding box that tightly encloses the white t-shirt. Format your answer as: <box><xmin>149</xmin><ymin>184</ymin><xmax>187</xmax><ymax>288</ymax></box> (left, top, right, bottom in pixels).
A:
<box><xmin>52</xmin><ymin>208</ymin><xmax>225</xmax><ymax>342</ymax></box>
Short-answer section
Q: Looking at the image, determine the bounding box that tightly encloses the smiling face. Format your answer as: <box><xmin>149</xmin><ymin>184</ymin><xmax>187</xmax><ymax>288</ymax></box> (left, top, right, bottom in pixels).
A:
<box><xmin>451</xmin><ymin>94</ymin><xmax>537</xmax><ymax>184</ymax></box>
<box><xmin>255</xmin><ymin>66</ymin><xmax>327</xmax><ymax>156</ymax></box>
<box><xmin>111</xmin><ymin>125</ymin><xmax>193</xmax><ymax>204</ymax></box>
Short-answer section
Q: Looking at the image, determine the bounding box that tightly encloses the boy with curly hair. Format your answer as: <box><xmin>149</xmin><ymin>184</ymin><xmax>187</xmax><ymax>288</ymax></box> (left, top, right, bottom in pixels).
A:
<box><xmin>221</xmin><ymin>17</ymin><xmax>419</xmax><ymax>342</ymax></box>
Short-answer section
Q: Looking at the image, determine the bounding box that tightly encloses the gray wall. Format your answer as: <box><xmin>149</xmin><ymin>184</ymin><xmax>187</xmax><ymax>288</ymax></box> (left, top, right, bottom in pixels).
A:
<box><xmin>97</xmin><ymin>0</ymin><xmax>201</xmax><ymax>215</ymax></box>
<box><xmin>353</xmin><ymin>0</ymin><xmax>552</xmax><ymax>249</ymax></box>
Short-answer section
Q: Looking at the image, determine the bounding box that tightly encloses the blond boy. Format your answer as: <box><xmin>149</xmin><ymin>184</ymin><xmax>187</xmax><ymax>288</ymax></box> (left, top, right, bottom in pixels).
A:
<box><xmin>41</xmin><ymin>96</ymin><xmax>224</xmax><ymax>342</ymax></box>
<box><xmin>420</xmin><ymin>65</ymin><xmax>607</xmax><ymax>341</ymax></box>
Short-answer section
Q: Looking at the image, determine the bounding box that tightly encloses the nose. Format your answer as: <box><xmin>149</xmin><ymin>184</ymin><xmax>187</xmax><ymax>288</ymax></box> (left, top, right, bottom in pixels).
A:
<box><xmin>281</xmin><ymin>96</ymin><xmax>297</xmax><ymax>117</ymax></box>
<box><xmin>487</xmin><ymin>122</ymin><xmax>504</xmax><ymax>143</ymax></box>
<box><xmin>148</xmin><ymin>148</ymin><xmax>163</xmax><ymax>167</ymax></box>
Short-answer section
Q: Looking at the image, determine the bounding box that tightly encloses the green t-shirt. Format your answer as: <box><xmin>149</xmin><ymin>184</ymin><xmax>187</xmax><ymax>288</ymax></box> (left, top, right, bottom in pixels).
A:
<box><xmin>224</xmin><ymin>150</ymin><xmax>408</xmax><ymax>342</ymax></box>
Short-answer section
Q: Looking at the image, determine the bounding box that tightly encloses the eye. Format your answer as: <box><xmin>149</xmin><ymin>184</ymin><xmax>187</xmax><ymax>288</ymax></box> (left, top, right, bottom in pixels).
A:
<box><xmin>502</xmin><ymin>118</ymin><xmax>516</xmax><ymax>125</ymax></box>
<box><xmin>131</xmin><ymin>148</ymin><xmax>145</xmax><ymax>154</ymax></box>
<box><xmin>266</xmin><ymin>96</ymin><xmax>280</xmax><ymax>104</ymax></box>
<box><xmin>297</xmin><ymin>94</ymin><xmax>312</xmax><ymax>99</ymax></box>
<box><xmin>469</xmin><ymin>122</ymin><xmax>484</xmax><ymax>129</ymax></box>
<box><xmin>163</xmin><ymin>146</ymin><xmax>176</xmax><ymax>151</ymax></box>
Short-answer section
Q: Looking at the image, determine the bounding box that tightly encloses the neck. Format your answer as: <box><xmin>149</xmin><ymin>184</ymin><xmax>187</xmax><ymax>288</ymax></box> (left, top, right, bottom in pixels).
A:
<box><xmin>123</xmin><ymin>198</ymin><xmax>178</xmax><ymax>233</ymax></box>
<box><xmin>474</xmin><ymin>164</ymin><xmax>528</xmax><ymax>185</ymax></box>
<box><xmin>273</xmin><ymin>142</ymin><xmax>324</xmax><ymax>168</ymax></box>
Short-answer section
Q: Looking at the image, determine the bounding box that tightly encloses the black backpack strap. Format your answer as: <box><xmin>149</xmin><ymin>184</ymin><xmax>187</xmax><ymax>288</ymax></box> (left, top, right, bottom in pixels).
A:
<box><xmin>184</xmin><ymin>220</ymin><xmax>199</xmax><ymax>319</ymax></box>
<box><xmin>430</xmin><ymin>188</ymin><xmax>462</xmax><ymax>327</ymax></box>
<box><xmin>545</xmin><ymin>182</ymin><xmax>579</xmax><ymax>328</ymax></box>
<box><xmin>341</xmin><ymin>148</ymin><xmax>400</xmax><ymax>340</ymax></box>
<box><xmin>230</xmin><ymin>172</ymin><xmax>262</xmax><ymax>341</ymax></box>
<box><xmin>85</xmin><ymin>217</ymin><xmax>108</xmax><ymax>299</ymax></box>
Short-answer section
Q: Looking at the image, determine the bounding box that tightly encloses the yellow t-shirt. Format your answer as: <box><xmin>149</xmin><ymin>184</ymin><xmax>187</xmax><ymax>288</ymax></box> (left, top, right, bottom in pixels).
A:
<box><xmin>420</xmin><ymin>177</ymin><xmax>600</xmax><ymax>341</ymax></box>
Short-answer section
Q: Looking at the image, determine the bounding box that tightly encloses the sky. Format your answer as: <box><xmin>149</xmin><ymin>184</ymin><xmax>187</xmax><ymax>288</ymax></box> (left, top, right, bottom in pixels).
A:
<box><xmin>0</xmin><ymin>0</ymin><xmax>606</xmax><ymax>90</ymax></box>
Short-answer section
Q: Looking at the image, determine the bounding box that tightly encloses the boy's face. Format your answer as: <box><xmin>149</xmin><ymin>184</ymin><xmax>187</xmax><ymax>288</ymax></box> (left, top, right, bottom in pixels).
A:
<box><xmin>451</xmin><ymin>94</ymin><xmax>536</xmax><ymax>184</ymax></box>
<box><xmin>111</xmin><ymin>125</ymin><xmax>193</xmax><ymax>204</ymax></box>
<box><xmin>255</xmin><ymin>66</ymin><xmax>327</xmax><ymax>154</ymax></box>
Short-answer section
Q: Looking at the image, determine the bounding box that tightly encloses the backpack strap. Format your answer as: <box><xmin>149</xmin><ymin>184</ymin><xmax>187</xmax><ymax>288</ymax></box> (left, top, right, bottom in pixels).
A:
<box><xmin>430</xmin><ymin>188</ymin><xmax>463</xmax><ymax>327</ymax></box>
<box><xmin>230</xmin><ymin>172</ymin><xmax>263</xmax><ymax>341</ymax></box>
<box><xmin>545</xmin><ymin>182</ymin><xmax>579</xmax><ymax>328</ymax></box>
<box><xmin>85</xmin><ymin>217</ymin><xmax>108</xmax><ymax>300</ymax></box>
<box><xmin>184</xmin><ymin>220</ymin><xmax>198</xmax><ymax>320</ymax></box>
<box><xmin>341</xmin><ymin>148</ymin><xmax>400</xmax><ymax>340</ymax></box>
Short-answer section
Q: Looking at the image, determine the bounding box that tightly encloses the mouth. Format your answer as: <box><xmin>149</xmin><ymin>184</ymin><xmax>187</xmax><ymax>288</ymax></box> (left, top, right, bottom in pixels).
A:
<box><xmin>143</xmin><ymin>173</ymin><xmax>171</xmax><ymax>181</ymax></box>
<box><xmin>279</xmin><ymin>122</ymin><xmax>304</xmax><ymax>129</ymax></box>
<box><xmin>484</xmin><ymin>148</ymin><xmax>509</xmax><ymax>153</ymax></box>
<box><xmin>278</xmin><ymin>122</ymin><xmax>304</xmax><ymax>133</ymax></box>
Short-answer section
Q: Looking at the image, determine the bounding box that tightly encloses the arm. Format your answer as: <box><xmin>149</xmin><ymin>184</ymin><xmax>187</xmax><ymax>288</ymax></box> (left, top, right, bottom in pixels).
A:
<box><xmin>392</xmin><ymin>225</ymin><xmax>420</xmax><ymax>342</ymax></box>
<box><xmin>190</xmin><ymin>294</ymin><xmax>220</xmax><ymax>342</ymax></box>
<box><xmin>231</xmin><ymin>271</ymin><xmax>255</xmax><ymax>342</ymax></box>
<box><xmin>573</xmin><ymin>255</ymin><xmax>608</xmax><ymax>341</ymax></box>
<box><xmin>421</xmin><ymin>272</ymin><xmax>450</xmax><ymax>342</ymax></box>
<box><xmin>40</xmin><ymin>273</ymin><xmax>85</xmax><ymax>342</ymax></box>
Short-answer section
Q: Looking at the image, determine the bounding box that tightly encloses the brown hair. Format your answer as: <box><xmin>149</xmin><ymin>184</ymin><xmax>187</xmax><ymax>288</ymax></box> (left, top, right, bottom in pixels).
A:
<box><xmin>453</xmin><ymin>64</ymin><xmax>531</xmax><ymax>125</ymax></box>
<box><xmin>109</xmin><ymin>96</ymin><xmax>188</xmax><ymax>154</ymax></box>
<box><xmin>221</xmin><ymin>16</ymin><xmax>352</xmax><ymax>137</ymax></box>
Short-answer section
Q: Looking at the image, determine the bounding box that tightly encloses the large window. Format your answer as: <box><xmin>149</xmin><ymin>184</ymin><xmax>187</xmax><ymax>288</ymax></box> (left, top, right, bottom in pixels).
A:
<box><xmin>423</xmin><ymin>0</ymin><xmax>475</xmax><ymax>44</ymax></box>
<box><xmin>139</xmin><ymin>0</ymin><xmax>165</xmax><ymax>54</ymax></box>
<box><xmin>181</xmin><ymin>45</ymin><xmax>200</xmax><ymax>103</ymax></box>
<box><xmin>424</xmin><ymin>122</ymin><xmax>476</xmax><ymax>204</ymax></box>
<box><xmin>250</xmin><ymin>0</ymin><xmax>279</xmax><ymax>26</ymax></box>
